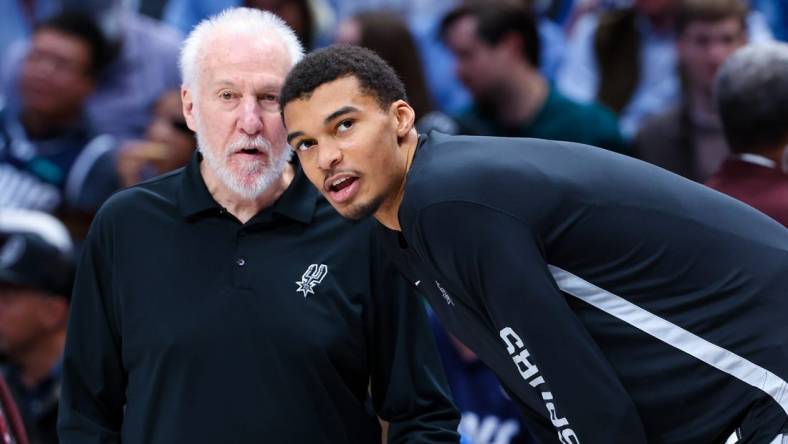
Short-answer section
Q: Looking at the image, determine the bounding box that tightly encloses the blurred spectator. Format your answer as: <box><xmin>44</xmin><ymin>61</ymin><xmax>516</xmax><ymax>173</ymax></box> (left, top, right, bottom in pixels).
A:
<box><xmin>635</xmin><ymin>0</ymin><xmax>747</xmax><ymax>182</ymax></box>
<box><xmin>706</xmin><ymin>42</ymin><xmax>788</xmax><ymax>226</ymax></box>
<box><xmin>3</xmin><ymin>0</ymin><xmax>182</xmax><ymax>141</ymax></box>
<box><xmin>556</xmin><ymin>0</ymin><xmax>771</xmax><ymax>139</ymax></box>
<box><xmin>430</xmin><ymin>314</ymin><xmax>535</xmax><ymax>444</ymax></box>
<box><xmin>115</xmin><ymin>90</ymin><xmax>196</xmax><ymax>187</ymax></box>
<box><xmin>0</xmin><ymin>11</ymin><xmax>111</xmax><ymax>213</ymax></box>
<box><xmin>0</xmin><ymin>0</ymin><xmax>59</xmax><ymax>62</ymax></box>
<box><xmin>162</xmin><ymin>0</ymin><xmax>335</xmax><ymax>49</ymax></box>
<box><xmin>336</xmin><ymin>10</ymin><xmax>458</xmax><ymax>134</ymax></box>
<box><xmin>0</xmin><ymin>374</ymin><xmax>29</xmax><ymax>444</ymax></box>
<box><xmin>0</xmin><ymin>209</ymin><xmax>75</xmax><ymax>444</ymax></box>
<box><xmin>441</xmin><ymin>0</ymin><xmax>626</xmax><ymax>153</ymax></box>
<box><xmin>751</xmin><ymin>0</ymin><xmax>788</xmax><ymax>41</ymax></box>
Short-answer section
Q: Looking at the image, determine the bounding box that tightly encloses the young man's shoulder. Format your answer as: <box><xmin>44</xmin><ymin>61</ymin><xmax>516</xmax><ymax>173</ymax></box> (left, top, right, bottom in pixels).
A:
<box><xmin>405</xmin><ymin>133</ymin><xmax>559</xmax><ymax>217</ymax></box>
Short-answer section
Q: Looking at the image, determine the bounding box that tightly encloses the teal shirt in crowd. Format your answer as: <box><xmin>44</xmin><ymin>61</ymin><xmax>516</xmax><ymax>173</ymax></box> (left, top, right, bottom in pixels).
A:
<box><xmin>455</xmin><ymin>87</ymin><xmax>628</xmax><ymax>154</ymax></box>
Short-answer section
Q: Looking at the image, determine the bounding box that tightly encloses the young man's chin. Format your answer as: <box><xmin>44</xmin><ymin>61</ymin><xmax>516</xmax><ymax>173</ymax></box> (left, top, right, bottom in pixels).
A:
<box><xmin>333</xmin><ymin>196</ymin><xmax>383</xmax><ymax>222</ymax></box>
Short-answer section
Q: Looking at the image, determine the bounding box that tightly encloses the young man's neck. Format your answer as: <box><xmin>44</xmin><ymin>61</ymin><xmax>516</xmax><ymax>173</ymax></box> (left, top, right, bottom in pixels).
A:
<box><xmin>374</xmin><ymin>130</ymin><xmax>419</xmax><ymax>232</ymax></box>
<box><xmin>15</xmin><ymin>330</ymin><xmax>66</xmax><ymax>388</ymax></box>
<box><xmin>201</xmin><ymin>162</ymin><xmax>295</xmax><ymax>224</ymax></box>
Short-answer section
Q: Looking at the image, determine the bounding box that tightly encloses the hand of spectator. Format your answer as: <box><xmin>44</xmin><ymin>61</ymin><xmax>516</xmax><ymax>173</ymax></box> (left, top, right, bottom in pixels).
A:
<box><xmin>116</xmin><ymin>141</ymin><xmax>173</xmax><ymax>187</ymax></box>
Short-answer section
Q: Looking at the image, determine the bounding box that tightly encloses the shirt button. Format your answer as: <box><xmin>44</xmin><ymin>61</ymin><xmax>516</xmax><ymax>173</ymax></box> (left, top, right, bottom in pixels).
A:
<box><xmin>236</xmin><ymin>258</ymin><xmax>246</xmax><ymax>266</ymax></box>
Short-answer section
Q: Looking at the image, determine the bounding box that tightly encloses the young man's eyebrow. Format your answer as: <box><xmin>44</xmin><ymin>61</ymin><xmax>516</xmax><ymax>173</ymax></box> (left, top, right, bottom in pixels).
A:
<box><xmin>286</xmin><ymin>106</ymin><xmax>361</xmax><ymax>144</ymax></box>
<box><xmin>324</xmin><ymin>106</ymin><xmax>359</xmax><ymax>125</ymax></box>
<box><xmin>287</xmin><ymin>131</ymin><xmax>303</xmax><ymax>144</ymax></box>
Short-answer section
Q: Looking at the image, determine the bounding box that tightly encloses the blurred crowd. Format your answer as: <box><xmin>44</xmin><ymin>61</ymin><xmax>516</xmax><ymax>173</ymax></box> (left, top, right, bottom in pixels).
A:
<box><xmin>1</xmin><ymin>0</ymin><xmax>787</xmax><ymax>443</ymax></box>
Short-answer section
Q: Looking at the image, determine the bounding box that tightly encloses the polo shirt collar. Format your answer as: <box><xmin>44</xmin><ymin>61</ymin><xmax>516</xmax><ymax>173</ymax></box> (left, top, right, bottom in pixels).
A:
<box><xmin>177</xmin><ymin>151</ymin><xmax>320</xmax><ymax>224</ymax></box>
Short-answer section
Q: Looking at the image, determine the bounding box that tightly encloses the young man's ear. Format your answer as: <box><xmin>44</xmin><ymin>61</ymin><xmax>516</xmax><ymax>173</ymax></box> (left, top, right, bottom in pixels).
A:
<box><xmin>391</xmin><ymin>99</ymin><xmax>416</xmax><ymax>140</ymax></box>
<box><xmin>182</xmin><ymin>87</ymin><xmax>197</xmax><ymax>132</ymax></box>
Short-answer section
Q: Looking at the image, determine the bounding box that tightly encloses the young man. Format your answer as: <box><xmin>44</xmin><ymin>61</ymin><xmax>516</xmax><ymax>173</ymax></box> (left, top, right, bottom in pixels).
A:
<box><xmin>281</xmin><ymin>45</ymin><xmax>788</xmax><ymax>444</ymax></box>
<box><xmin>58</xmin><ymin>9</ymin><xmax>459</xmax><ymax>444</ymax></box>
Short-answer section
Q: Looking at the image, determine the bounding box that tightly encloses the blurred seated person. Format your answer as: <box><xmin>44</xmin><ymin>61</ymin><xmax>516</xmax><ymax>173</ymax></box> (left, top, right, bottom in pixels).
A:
<box><xmin>3</xmin><ymin>0</ymin><xmax>183</xmax><ymax>142</ymax></box>
<box><xmin>706</xmin><ymin>42</ymin><xmax>788</xmax><ymax>226</ymax></box>
<box><xmin>0</xmin><ymin>0</ymin><xmax>59</xmax><ymax>61</ymax></box>
<box><xmin>634</xmin><ymin>0</ymin><xmax>747</xmax><ymax>182</ymax></box>
<box><xmin>115</xmin><ymin>90</ymin><xmax>196</xmax><ymax>187</ymax></box>
<box><xmin>556</xmin><ymin>0</ymin><xmax>771</xmax><ymax>139</ymax></box>
<box><xmin>751</xmin><ymin>0</ymin><xmax>788</xmax><ymax>41</ymax></box>
<box><xmin>441</xmin><ymin>0</ymin><xmax>627</xmax><ymax>153</ymax></box>
<box><xmin>335</xmin><ymin>10</ymin><xmax>458</xmax><ymax>135</ymax></box>
<box><xmin>430</xmin><ymin>313</ymin><xmax>536</xmax><ymax>444</ymax></box>
<box><xmin>0</xmin><ymin>209</ymin><xmax>76</xmax><ymax>444</ymax></box>
<box><xmin>0</xmin><ymin>11</ymin><xmax>111</xmax><ymax>213</ymax></box>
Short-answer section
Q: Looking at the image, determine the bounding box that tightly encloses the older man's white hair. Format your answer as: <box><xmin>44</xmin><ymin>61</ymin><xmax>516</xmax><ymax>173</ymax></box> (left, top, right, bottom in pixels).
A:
<box><xmin>179</xmin><ymin>7</ymin><xmax>304</xmax><ymax>91</ymax></box>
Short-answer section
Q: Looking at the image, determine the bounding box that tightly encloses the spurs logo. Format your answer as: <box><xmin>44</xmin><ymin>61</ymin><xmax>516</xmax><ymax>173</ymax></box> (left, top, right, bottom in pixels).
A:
<box><xmin>296</xmin><ymin>264</ymin><xmax>328</xmax><ymax>297</ymax></box>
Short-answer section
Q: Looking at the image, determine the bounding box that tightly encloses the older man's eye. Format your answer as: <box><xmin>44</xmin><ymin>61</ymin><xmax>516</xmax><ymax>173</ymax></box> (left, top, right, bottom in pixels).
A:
<box><xmin>219</xmin><ymin>91</ymin><xmax>234</xmax><ymax>101</ymax></box>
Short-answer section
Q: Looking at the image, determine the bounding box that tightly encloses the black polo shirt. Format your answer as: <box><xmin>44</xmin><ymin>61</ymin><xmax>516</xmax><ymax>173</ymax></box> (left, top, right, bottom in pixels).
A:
<box><xmin>379</xmin><ymin>132</ymin><xmax>788</xmax><ymax>444</ymax></box>
<box><xmin>58</xmin><ymin>153</ymin><xmax>460</xmax><ymax>444</ymax></box>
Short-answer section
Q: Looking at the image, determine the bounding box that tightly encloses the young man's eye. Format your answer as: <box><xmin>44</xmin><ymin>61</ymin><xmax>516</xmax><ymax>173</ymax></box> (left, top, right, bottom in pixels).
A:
<box><xmin>296</xmin><ymin>140</ymin><xmax>315</xmax><ymax>152</ymax></box>
<box><xmin>337</xmin><ymin>119</ymin><xmax>354</xmax><ymax>133</ymax></box>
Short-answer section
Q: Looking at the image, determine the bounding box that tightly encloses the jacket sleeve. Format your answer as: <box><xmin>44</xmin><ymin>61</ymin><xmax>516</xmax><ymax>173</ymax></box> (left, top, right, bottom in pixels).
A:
<box><xmin>367</xmin><ymin>243</ymin><xmax>461</xmax><ymax>443</ymax></box>
<box><xmin>58</xmin><ymin>211</ymin><xmax>126</xmax><ymax>444</ymax></box>
<box><xmin>411</xmin><ymin>201</ymin><xmax>648</xmax><ymax>444</ymax></box>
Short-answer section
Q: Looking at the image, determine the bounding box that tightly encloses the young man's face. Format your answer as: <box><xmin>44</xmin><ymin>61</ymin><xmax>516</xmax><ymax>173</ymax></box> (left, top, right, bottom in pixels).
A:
<box><xmin>283</xmin><ymin>76</ymin><xmax>411</xmax><ymax>220</ymax></box>
<box><xmin>182</xmin><ymin>33</ymin><xmax>293</xmax><ymax>200</ymax></box>
<box><xmin>678</xmin><ymin>18</ymin><xmax>746</xmax><ymax>93</ymax></box>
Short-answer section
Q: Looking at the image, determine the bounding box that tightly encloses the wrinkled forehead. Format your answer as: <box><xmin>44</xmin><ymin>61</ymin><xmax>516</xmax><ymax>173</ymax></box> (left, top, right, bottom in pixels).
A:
<box><xmin>197</xmin><ymin>32</ymin><xmax>292</xmax><ymax>81</ymax></box>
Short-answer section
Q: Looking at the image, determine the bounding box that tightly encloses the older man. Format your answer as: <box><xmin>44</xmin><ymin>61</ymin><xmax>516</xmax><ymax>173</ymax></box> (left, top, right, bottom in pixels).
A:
<box><xmin>57</xmin><ymin>8</ymin><xmax>459</xmax><ymax>444</ymax></box>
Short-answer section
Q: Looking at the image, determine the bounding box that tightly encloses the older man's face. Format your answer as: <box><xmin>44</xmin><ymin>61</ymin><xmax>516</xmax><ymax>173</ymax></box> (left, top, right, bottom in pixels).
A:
<box><xmin>182</xmin><ymin>33</ymin><xmax>292</xmax><ymax>199</ymax></box>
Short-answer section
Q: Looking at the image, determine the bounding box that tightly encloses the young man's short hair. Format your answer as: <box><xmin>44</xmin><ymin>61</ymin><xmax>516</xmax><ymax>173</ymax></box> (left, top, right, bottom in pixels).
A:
<box><xmin>676</xmin><ymin>0</ymin><xmax>748</xmax><ymax>36</ymax></box>
<box><xmin>280</xmin><ymin>44</ymin><xmax>407</xmax><ymax>112</ymax></box>
<box><xmin>439</xmin><ymin>0</ymin><xmax>541</xmax><ymax>68</ymax></box>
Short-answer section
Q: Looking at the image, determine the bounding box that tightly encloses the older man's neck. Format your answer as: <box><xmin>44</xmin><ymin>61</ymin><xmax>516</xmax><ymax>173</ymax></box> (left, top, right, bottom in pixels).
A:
<box><xmin>203</xmin><ymin>162</ymin><xmax>295</xmax><ymax>224</ymax></box>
